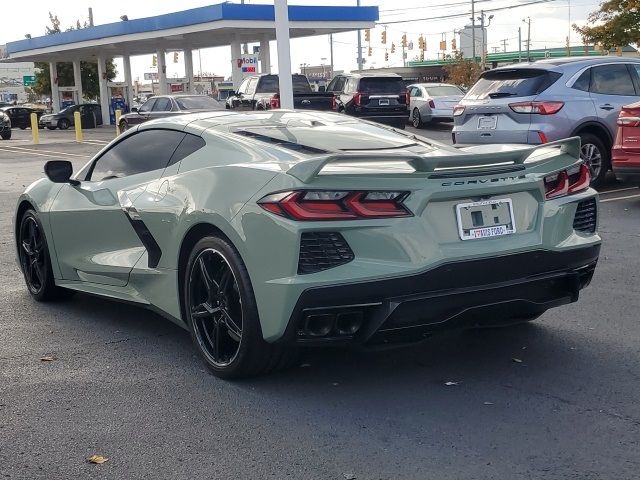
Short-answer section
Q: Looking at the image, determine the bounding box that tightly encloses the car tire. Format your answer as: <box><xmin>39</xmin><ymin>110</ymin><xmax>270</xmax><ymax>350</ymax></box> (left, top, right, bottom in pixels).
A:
<box><xmin>1</xmin><ymin>131</ymin><xmax>10</xmax><ymax>140</ymax></box>
<box><xmin>19</xmin><ymin>126</ymin><xmax>26</xmax><ymax>130</ymax></box>
<box><xmin>579</xmin><ymin>133</ymin><xmax>609</xmax><ymax>187</ymax></box>
<box><xmin>46</xmin><ymin>126</ymin><xmax>56</xmax><ymax>130</ymax></box>
<box><xmin>184</xmin><ymin>235</ymin><xmax>299</xmax><ymax>379</ymax></box>
<box><xmin>412</xmin><ymin>108</ymin><xmax>423</xmax><ymax>129</ymax></box>
<box><xmin>18</xmin><ymin>210</ymin><xmax>75</xmax><ymax>302</ymax></box>
<box><xmin>58</xmin><ymin>119</ymin><xmax>70</xmax><ymax>130</ymax></box>
<box><xmin>119</xmin><ymin>120</ymin><xmax>128</xmax><ymax>133</ymax></box>
<box><xmin>395</xmin><ymin>122</ymin><xmax>406</xmax><ymax>130</ymax></box>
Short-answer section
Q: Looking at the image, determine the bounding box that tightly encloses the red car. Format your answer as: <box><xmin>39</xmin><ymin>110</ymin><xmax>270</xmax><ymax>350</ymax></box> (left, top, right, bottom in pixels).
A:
<box><xmin>612</xmin><ymin>102</ymin><xmax>640</xmax><ymax>184</ymax></box>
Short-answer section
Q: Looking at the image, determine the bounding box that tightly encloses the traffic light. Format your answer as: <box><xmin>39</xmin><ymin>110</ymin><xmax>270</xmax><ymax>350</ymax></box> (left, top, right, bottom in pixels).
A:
<box><xmin>364</xmin><ymin>29</ymin><xmax>370</xmax><ymax>42</ymax></box>
<box><xmin>439</xmin><ymin>40</ymin><xmax>447</xmax><ymax>51</ymax></box>
<box><xmin>391</xmin><ymin>42</ymin><xmax>396</xmax><ymax>53</ymax></box>
<box><xmin>401</xmin><ymin>34</ymin><xmax>407</xmax><ymax>48</ymax></box>
<box><xmin>368</xmin><ymin>46</ymin><xmax>372</xmax><ymax>57</ymax></box>
<box><xmin>451</xmin><ymin>38</ymin><xmax>457</xmax><ymax>50</ymax></box>
<box><xmin>418</xmin><ymin>36</ymin><xmax>425</xmax><ymax>51</ymax></box>
<box><xmin>420</xmin><ymin>51</ymin><xmax>425</xmax><ymax>61</ymax></box>
<box><xmin>385</xmin><ymin>51</ymin><xmax>389</xmax><ymax>61</ymax></box>
<box><xmin>173</xmin><ymin>51</ymin><xmax>179</xmax><ymax>63</ymax></box>
<box><xmin>381</xmin><ymin>30</ymin><xmax>387</xmax><ymax>44</ymax></box>
<box><xmin>152</xmin><ymin>55</ymin><xmax>157</xmax><ymax>67</ymax></box>
<box><xmin>408</xmin><ymin>41</ymin><xmax>414</xmax><ymax>51</ymax></box>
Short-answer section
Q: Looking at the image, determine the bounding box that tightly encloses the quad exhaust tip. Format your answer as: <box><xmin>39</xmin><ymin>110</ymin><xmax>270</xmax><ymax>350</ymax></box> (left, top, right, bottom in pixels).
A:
<box><xmin>301</xmin><ymin>311</ymin><xmax>364</xmax><ymax>338</ymax></box>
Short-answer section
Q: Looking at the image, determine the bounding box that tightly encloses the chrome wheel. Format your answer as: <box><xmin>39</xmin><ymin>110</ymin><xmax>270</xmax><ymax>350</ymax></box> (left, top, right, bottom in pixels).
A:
<box><xmin>581</xmin><ymin>143</ymin><xmax>603</xmax><ymax>179</ymax></box>
<box><xmin>19</xmin><ymin>216</ymin><xmax>45</xmax><ymax>295</ymax></box>
<box><xmin>412</xmin><ymin>109</ymin><xmax>421</xmax><ymax>128</ymax></box>
<box><xmin>188</xmin><ymin>248</ymin><xmax>243</xmax><ymax>367</ymax></box>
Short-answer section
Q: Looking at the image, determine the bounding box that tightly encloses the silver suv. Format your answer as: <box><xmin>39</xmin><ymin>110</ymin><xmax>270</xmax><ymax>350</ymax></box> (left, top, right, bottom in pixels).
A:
<box><xmin>453</xmin><ymin>56</ymin><xmax>640</xmax><ymax>186</ymax></box>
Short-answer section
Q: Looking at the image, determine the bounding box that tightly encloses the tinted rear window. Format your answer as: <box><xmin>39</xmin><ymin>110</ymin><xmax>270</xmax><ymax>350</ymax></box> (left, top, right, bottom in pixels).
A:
<box><xmin>465</xmin><ymin>69</ymin><xmax>561</xmax><ymax>100</ymax></box>
<box><xmin>358</xmin><ymin>77</ymin><xmax>406</xmax><ymax>94</ymax></box>
<box><xmin>175</xmin><ymin>96</ymin><xmax>222</xmax><ymax>110</ymax></box>
<box><xmin>256</xmin><ymin>75</ymin><xmax>312</xmax><ymax>94</ymax></box>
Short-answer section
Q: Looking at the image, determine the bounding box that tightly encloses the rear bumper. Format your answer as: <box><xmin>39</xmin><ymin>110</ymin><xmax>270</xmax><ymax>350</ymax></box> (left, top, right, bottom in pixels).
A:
<box><xmin>281</xmin><ymin>245</ymin><xmax>600</xmax><ymax>346</ymax></box>
<box><xmin>612</xmin><ymin>148</ymin><xmax>640</xmax><ymax>182</ymax></box>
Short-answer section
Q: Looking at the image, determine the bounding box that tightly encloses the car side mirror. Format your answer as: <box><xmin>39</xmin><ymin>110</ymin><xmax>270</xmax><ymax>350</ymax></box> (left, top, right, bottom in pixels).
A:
<box><xmin>131</xmin><ymin>106</ymin><xmax>138</xmax><ymax>113</ymax></box>
<box><xmin>44</xmin><ymin>160</ymin><xmax>79</xmax><ymax>185</ymax></box>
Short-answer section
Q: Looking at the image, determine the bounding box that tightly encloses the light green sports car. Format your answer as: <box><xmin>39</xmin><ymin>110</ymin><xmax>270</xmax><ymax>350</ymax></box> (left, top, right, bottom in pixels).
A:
<box><xmin>14</xmin><ymin>111</ymin><xmax>601</xmax><ymax>378</ymax></box>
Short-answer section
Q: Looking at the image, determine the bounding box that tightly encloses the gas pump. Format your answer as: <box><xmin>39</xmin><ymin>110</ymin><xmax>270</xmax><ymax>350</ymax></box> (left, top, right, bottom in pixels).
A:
<box><xmin>107</xmin><ymin>82</ymin><xmax>132</xmax><ymax>124</ymax></box>
<box><xmin>58</xmin><ymin>86</ymin><xmax>80</xmax><ymax>109</ymax></box>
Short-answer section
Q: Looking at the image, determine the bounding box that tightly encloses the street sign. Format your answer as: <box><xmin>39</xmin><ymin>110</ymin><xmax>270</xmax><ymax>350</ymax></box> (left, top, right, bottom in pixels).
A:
<box><xmin>23</xmin><ymin>75</ymin><xmax>35</xmax><ymax>86</ymax></box>
<box><xmin>144</xmin><ymin>72</ymin><xmax>158</xmax><ymax>81</ymax></box>
<box><xmin>236</xmin><ymin>55</ymin><xmax>259</xmax><ymax>77</ymax></box>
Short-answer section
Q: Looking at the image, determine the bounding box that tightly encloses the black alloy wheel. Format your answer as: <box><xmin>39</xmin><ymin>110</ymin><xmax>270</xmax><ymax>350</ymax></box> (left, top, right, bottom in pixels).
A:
<box><xmin>119</xmin><ymin>120</ymin><xmax>128</xmax><ymax>133</ymax></box>
<box><xmin>58</xmin><ymin>118</ymin><xmax>70</xmax><ymax>130</ymax></box>
<box><xmin>188</xmin><ymin>248</ymin><xmax>243</xmax><ymax>368</ymax></box>
<box><xmin>412</xmin><ymin>108</ymin><xmax>423</xmax><ymax>128</ymax></box>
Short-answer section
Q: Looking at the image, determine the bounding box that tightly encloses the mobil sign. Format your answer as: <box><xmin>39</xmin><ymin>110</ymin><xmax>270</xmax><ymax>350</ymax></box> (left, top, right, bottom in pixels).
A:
<box><xmin>237</xmin><ymin>55</ymin><xmax>258</xmax><ymax>76</ymax></box>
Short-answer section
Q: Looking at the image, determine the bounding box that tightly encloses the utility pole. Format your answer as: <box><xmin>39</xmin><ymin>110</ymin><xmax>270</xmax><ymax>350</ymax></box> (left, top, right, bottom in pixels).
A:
<box><xmin>524</xmin><ymin>17</ymin><xmax>531</xmax><ymax>61</ymax></box>
<box><xmin>471</xmin><ymin>0</ymin><xmax>476</xmax><ymax>61</ymax></box>
<box><xmin>479</xmin><ymin>10</ymin><xmax>485</xmax><ymax>68</ymax></box>
<box><xmin>356</xmin><ymin>0</ymin><xmax>363</xmax><ymax>70</ymax></box>
<box><xmin>502</xmin><ymin>38</ymin><xmax>509</xmax><ymax>52</ymax></box>
<box><xmin>88</xmin><ymin>7</ymin><xmax>94</xmax><ymax>27</ymax></box>
<box><xmin>518</xmin><ymin>27</ymin><xmax>522</xmax><ymax>62</ymax></box>
<box><xmin>329</xmin><ymin>34</ymin><xmax>334</xmax><ymax>74</ymax></box>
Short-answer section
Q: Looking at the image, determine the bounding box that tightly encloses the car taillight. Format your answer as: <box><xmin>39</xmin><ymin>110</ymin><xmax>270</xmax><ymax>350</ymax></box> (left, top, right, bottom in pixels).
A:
<box><xmin>538</xmin><ymin>131</ymin><xmax>548</xmax><ymax>144</ymax></box>
<box><xmin>509</xmin><ymin>101</ymin><xmax>564</xmax><ymax>115</ymax></box>
<box><xmin>405</xmin><ymin>90</ymin><xmax>410</xmax><ymax>105</ymax></box>
<box><xmin>353</xmin><ymin>91</ymin><xmax>362</xmax><ymax>106</ymax></box>
<box><xmin>544</xmin><ymin>163</ymin><xmax>590</xmax><ymax>199</ymax></box>
<box><xmin>331</xmin><ymin>95</ymin><xmax>337</xmax><ymax>111</ymax></box>
<box><xmin>428</xmin><ymin>99</ymin><xmax>435</xmax><ymax>108</ymax></box>
<box><xmin>258</xmin><ymin>190</ymin><xmax>411</xmax><ymax>221</ymax></box>
<box><xmin>270</xmin><ymin>94</ymin><xmax>280</xmax><ymax>109</ymax></box>
<box><xmin>453</xmin><ymin>105</ymin><xmax>465</xmax><ymax>116</ymax></box>
<box><xmin>617</xmin><ymin>109</ymin><xmax>640</xmax><ymax>126</ymax></box>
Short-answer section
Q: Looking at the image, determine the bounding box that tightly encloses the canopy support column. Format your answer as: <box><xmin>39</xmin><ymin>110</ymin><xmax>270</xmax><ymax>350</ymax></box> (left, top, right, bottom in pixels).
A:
<box><xmin>230</xmin><ymin>41</ymin><xmax>242</xmax><ymax>90</ymax></box>
<box><xmin>184</xmin><ymin>48</ymin><xmax>194</xmax><ymax>94</ymax></box>
<box><xmin>122</xmin><ymin>53</ymin><xmax>134</xmax><ymax>109</ymax></box>
<box><xmin>72</xmin><ymin>60</ymin><xmax>83</xmax><ymax>104</ymax></box>
<box><xmin>260</xmin><ymin>36</ymin><xmax>271</xmax><ymax>74</ymax></box>
<box><xmin>96</xmin><ymin>55</ymin><xmax>110</xmax><ymax>125</ymax></box>
<box><xmin>157</xmin><ymin>49</ymin><xmax>168</xmax><ymax>95</ymax></box>
<box><xmin>49</xmin><ymin>62</ymin><xmax>61</xmax><ymax>113</ymax></box>
<box><xmin>274</xmin><ymin>0</ymin><xmax>293</xmax><ymax>109</ymax></box>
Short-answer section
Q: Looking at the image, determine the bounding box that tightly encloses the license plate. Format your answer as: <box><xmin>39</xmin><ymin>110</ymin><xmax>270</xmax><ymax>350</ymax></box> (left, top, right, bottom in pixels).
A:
<box><xmin>455</xmin><ymin>198</ymin><xmax>516</xmax><ymax>240</ymax></box>
<box><xmin>477</xmin><ymin>116</ymin><xmax>497</xmax><ymax>130</ymax></box>
<box><xmin>378</xmin><ymin>99</ymin><xmax>390</xmax><ymax>106</ymax></box>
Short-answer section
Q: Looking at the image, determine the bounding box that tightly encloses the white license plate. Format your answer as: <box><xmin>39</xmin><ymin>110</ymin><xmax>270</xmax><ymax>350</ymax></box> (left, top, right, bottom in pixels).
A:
<box><xmin>455</xmin><ymin>198</ymin><xmax>516</xmax><ymax>240</ymax></box>
<box><xmin>378</xmin><ymin>99</ymin><xmax>390</xmax><ymax>106</ymax></box>
<box><xmin>477</xmin><ymin>116</ymin><xmax>497</xmax><ymax>130</ymax></box>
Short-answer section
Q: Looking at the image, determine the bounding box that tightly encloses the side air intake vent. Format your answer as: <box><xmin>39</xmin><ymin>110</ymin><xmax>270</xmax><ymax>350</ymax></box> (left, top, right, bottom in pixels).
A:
<box><xmin>298</xmin><ymin>232</ymin><xmax>354</xmax><ymax>274</ymax></box>
<box><xmin>573</xmin><ymin>198</ymin><xmax>597</xmax><ymax>234</ymax></box>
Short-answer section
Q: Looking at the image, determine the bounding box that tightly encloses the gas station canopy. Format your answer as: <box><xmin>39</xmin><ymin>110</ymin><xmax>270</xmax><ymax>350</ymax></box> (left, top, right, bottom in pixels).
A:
<box><xmin>3</xmin><ymin>3</ymin><xmax>378</xmax><ymax>62</ymax></box>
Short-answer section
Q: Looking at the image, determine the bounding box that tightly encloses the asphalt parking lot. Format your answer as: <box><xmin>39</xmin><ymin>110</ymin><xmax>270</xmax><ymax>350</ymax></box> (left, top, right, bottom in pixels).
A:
<box><xmin>1</xmin><ymin>125</ymin><xmax>639</xmax><ymax>479</ymax></box>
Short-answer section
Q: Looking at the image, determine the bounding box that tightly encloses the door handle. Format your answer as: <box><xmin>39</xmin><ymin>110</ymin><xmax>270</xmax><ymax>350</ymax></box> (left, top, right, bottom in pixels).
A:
<box><xmin>599</xmin><ymin>104</ymin><xmax>615</xmax><ymax>111</ymax></box>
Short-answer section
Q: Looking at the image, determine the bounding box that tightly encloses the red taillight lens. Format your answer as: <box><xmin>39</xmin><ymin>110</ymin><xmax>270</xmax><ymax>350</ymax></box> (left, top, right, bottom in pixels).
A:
<box><xmin>453</xmin><ymin>105</ymin><xmax>465</xmax><ymax>116</ymax></box>
<box><xmin>544</xmin><ymin>163</ymin><xmax>590</xmax><ymax>199</ymax></box>
<box><xmin>258</xmin><ymin>190</ymin><xmax>411</xmax><ymax>221</ymax></box>
<box><xmin>428</xmin><ymin>99</ymin><xmax>435</xmax><ymax>108</ymax></box>
<box><xmin>270</xmin><ymin>94</ymin><xmax>280</xmax><ymax>109</ymax></box>
<box><xmin>331</xmin><ymin>95</ymin><xmax>337</xmax><ymax>111</ymax></box>
<box><xmin>617</xmin><ymin>109</ymin><xmax>640</xmax><ymax>126</ymax></box>
<box><xmin>509</xmin><ymin>101</ymin><xmax>564</xmax><ymax>115</ymax></box>
<box><xmin>405</xmin><ymin>90</ymin><xmax>410</xmax><ymax>105</ymax></box>
<box><xmin>353</xmin><ymin>91</ymin><xmax>362</xmax><ymax>107</ymax></box>
<box><xmin>538</xmin><ymin>131</ymin><xmax>548</xmax><ymax>144</ymax></box>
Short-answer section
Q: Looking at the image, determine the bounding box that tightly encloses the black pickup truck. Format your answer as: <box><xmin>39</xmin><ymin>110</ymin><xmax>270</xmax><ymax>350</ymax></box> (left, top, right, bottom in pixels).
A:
<box><xmin>225</xmin><ymin>74</ymin><xmax>335</xmax><ymax>111</ymax></box>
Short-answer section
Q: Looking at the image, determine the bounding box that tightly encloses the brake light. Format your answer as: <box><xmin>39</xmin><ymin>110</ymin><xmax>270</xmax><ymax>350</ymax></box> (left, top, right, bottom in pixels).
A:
<box><xmin>270</xmin><ymin>94</ymin><xmax>280</xmax><ymax>109</ymax></box>
<box><xmin>453</xmin><ymin>105</ymin><xmax>465</xmax><ymax>116</ymax></box>
<box><xmin>617</xmin><ymin>109</ymin><xmax>640</xmax><ymax>126</ymax></box>
<box><xmin>509</xmin><ymin>101</ymin><xmax>564</xmax><ymax>115</ymax></box>
<box><xmin>331</xmin><ymin>95</ymin><xmax>337</xmax><ymax>111</ymax></box>
<box><xmin>428</xmin><ymin>99</ymin><xmax>435</xmax><ymax>108</ymax></box>
<box><xmin>538</xmin><ymin>131</ymin><xmax>548</xmax><ymax>144</ymax></box>
<box><xmin>405</xmin><ymin>90</ymin><xmax>410</xmax><ymax>105</ymax></box>
<box><xmin>258</xmin><ymin>190</ymin><xmax>411</xmax><ymax>221</ymax></box>
<box><xmin>353</xmin><ymin>91</ymin><xmax>362</xmax><ymax>107</ymax></box>
<box><xmin>544</xmin><ymin>163</ymin><xmax>590</xmax><ymax>199</ymax></box>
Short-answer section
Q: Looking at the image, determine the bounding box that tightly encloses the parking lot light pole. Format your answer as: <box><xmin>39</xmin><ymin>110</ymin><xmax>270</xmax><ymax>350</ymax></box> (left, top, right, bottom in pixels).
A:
<box><xmin>275</xmin><ymin>0</ymin><xmax>294</xmax><ymax>109</ymax></box>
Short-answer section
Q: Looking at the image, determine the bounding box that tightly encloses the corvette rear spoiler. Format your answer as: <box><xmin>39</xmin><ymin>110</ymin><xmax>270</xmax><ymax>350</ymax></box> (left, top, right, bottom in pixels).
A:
<box><xmin>286</xmin><ymin>136</ymin><xmax>581</xmax><ymax>183</ymax></box>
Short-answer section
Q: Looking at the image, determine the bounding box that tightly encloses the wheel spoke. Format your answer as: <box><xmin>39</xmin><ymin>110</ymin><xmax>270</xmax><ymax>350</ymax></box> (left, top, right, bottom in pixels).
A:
<box><xmin>191</xmin><ymin>302</ymin><xmax>220</xmax><ymax>318</ymax></box>
<box><xmin>31</xmin><ymin>259</ymin><xmax>43</xmax><ymax>284</ymax></box>
<box><xmin>218</xmin><ymin>268</ymin><xmax>231</xmax><ymax>295</ymax></box>
<box><xmin>221</xmin><ymin>309</ymin><xmax>242</xmax><ymax>340</ymax></box>
<box><xmin>201</xmin><ymin>320</ymin><xmax>218</xmax><ymax>359</ymax></box>
<box><xmin>198</xmin><ymin>256</ymin><xmax>218</xmax><ymax>295</ymax></box>
<box><xmin>22</xmin><ymin>241</ymin><xmax>33</xmax><ymax>256</ymax></box>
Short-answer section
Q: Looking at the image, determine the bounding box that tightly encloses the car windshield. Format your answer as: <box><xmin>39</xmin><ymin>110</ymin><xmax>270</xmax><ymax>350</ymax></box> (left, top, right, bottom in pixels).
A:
<box><xmin>427</xmin><ymin>86</ymin><xmax>463</xmax><ymax>96</ymax></box>
<box><xmin>175</xmin><ymin>96</ymin><xmax>222</xmax><ymax>110</ymax></box>
<box><xmin>358</xmin><ymin>77</ymin><xmax>406</xmax><ymax>94</ymax></box>
<box><xmin>58</xmin><ymin>106</ymin><xmax>76</xmax><ymax>114</ymax></box>
<box><xmin>465</xmin><ymin>69</ymin><xmax>562</xmax><ymax>100</ymax></box>
<box><xmin>256</xmin><ymin>75</ymin><xmax>312</xmax><ymax>94</ymax></box>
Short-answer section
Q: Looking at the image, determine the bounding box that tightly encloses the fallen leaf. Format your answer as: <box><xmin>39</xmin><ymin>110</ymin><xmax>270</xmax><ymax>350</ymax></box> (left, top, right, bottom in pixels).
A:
<box><xmin>40</xmin><ymin>356</ymin><xmax>56</xmax><ymax>362</ymax></box>
<box><xmin>87</xmin><ymin>455</ymin><xmax>108</xmax><ymax>464</ymax></box>
<box><xmin>444</xmin><ymin>381</ymin><xmax>460</xmax><ymax>386</ymax></box>
<box><xmin>343</xmin><ymin>474</ymin><xmax>357</xmax><ymax>480</ymax></box>
<box><xmin>512</xmin><ymin>358</ymin><xmax>523</xmax><ymax>363</ymax></box>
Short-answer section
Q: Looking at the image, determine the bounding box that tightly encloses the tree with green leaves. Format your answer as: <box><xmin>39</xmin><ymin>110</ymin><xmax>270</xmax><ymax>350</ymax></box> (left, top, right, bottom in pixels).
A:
<box><xmin>573</xmin><ymin>0</ymin><xmax>640</xmax><ymax>49</ymax></box>
<box><xmin>32</xmin><ymin>13</ymin><xmax>117</xmax><ymax>101</ymax></box>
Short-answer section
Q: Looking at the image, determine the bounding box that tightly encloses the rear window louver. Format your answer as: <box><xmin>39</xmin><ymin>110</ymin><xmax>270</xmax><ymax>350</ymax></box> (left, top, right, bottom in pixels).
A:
<box><xmin>234</xmin><ymin>130</ymin><xmax>329</xmax><ymax>155</ymax></box>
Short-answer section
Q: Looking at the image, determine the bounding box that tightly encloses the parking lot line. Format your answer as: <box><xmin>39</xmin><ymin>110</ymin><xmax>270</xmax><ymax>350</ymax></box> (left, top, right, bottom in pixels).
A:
<box><xmin>600</xmin><ymin>193</ymin><xmax>640</xmax><ymax>203</ymax></box>
<box><xmin>0</xmin><ymin>145</ymin><xmax>87</xmax><ymax>157</ymax></box>
<box><xmin>599</xmin><ymin>186</ymin><xmax>640</xmax><ymax>195</ymax></box>
<box><xmin>0</xmin><ymin>147</ymin><xmax>76</xmax><ymax>159</ymax></box>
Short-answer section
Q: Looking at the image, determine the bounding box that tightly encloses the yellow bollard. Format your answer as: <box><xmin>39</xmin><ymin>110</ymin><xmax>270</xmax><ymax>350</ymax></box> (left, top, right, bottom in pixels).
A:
<box><xmin>30</xmin><ymin>113</ymin><xmax>39</xmax><ymax>145</ymax></box>
<box><xmin>73</xmin><ymin>111</ymin><xmax>83</xmax><ymax>143</ymax></box>
<box><xmin>115</xmin><ymin>109</ymin><xmax>122</xmax><ymax>136</ymax></box>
